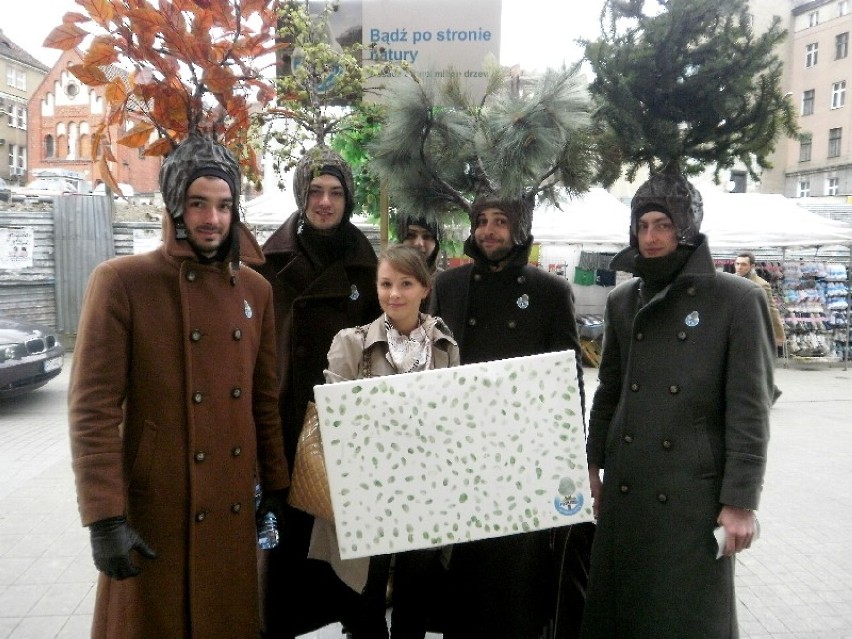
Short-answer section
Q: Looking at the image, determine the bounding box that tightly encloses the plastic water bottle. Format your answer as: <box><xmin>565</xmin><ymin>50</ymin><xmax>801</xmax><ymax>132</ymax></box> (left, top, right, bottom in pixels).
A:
<box><xmin>257</xmin><ymin>511</ymin><xmax>279</xmax><ymax>550</ymax></box>
<box><xmin>255</xmin><ymin>483</ymin><xmax>279</xmax><ymax>550</ymax></box>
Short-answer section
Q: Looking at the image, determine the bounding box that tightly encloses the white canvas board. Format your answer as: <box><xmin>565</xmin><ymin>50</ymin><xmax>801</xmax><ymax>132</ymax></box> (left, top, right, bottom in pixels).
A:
<box><xmin>313</xmin><ymin>349</ymin><xmax>592</xmax><ymax>560</ymax></box>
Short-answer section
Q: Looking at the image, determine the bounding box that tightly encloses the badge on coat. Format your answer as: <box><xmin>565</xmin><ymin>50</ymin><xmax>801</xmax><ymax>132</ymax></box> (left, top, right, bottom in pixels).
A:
<box><xmin>516</xmin><ymin>293</ymin><xmax>530</xmax><ymax>309</ymax></box>
<box><xmin>684</xmin><ymin>310</ymin><xmax>699</xmax><ymax>327</ymax></box>
<box><xmin>244</xmin><ymin>299</ymin><xmax>253</xmax><ymax>319</ymax></box>
<box><xmin>350</xmin><ymin>284</ymin><xmax>360</xmax><ymax>301</ymax></box>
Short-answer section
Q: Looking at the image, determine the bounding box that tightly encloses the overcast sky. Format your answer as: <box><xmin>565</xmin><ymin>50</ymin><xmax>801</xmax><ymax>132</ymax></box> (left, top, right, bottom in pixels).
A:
<box><xmin>5</xmin><ymin>0</ymin><xmax>608</xmax><ymax>72</ymax></box>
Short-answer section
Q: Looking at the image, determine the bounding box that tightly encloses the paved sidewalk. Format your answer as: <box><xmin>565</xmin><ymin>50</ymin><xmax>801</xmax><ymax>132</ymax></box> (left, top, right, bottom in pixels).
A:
<box><xmin>0</xmin><ymin>358</ymin><xmax>850</xmax><ymax>638</ymax></box>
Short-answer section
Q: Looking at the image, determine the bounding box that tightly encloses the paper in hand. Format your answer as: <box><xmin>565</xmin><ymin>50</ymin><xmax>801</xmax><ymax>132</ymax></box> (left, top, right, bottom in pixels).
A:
<box><xmin>714</xmin><ymin>516</ymin><xmax>760</xmax><ymax>559</ymax></box>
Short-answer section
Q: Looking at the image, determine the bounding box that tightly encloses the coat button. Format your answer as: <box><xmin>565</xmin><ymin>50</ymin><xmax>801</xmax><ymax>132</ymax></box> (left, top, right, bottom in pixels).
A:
<box><xmin>468</xmin><ymin>318</ymin><xmax>477</xmax><ymax>326</ymax></box>
<box><xmin>193</xmin><ymin>391</ymin><xmax>203</xmax><ymax>404</ymax></box>
<box><xmin>687</xmin><ymin>286</ymin><xmax>696</xmax><ymax>296</ymax></box>
<box><xmin>662</xmin><ymin>439</ymin><xmax>672</xmax><ymax>450</ymax></box>
<box><xmin>231</xmin><ymin>387</ymin><xmax>242</xmax><ymax>399</ymax></box>
<box><xmin>517</xmin><ymin>275</ymin><xmax>527</xmax><ymax>284</ymax></box>
<box><xmin>194</xmin><ymin>451</ymin><xmax>206</xmax><ymax>462</ymax></box>
<box><xmin>232</xmin><ymin>447</ymin><xmax>242</xmax><ymax>457</ymax></box>
<box><xmin>657</xmin><ymin>493</ymin><xmax>668</xmax><ymax>503</ymax></box>
<box><xmin>620</xmin><ymin>484</ymin><xmax>629</xmax><ymax>493</ymax></box>
<box><xmin>186</xmin><ymin>271</ymin><xmax>197</xmax><ymax>282</ymax></box>
<box><xmin>473</xmin><ymin>274</ymin><xmax>482</xmax><ymax>282</ymax></box>
<box><xmin>195</xmin><ymin>511</ymin><xmax>206</xmax><ymax>522</ymax></box>
<box><xmin>623</xmin><ymin>434</ymin><xmax>633</xmax><ymax>443</ymax></box>
<box><xmin>630</xmin><ymin>383</ymin><xmax>640</xmax><ymax>392</ymax></box>
<box><xmin>635</xmin><ymin>332</ymin><xmax>644</xmax><ymax>341</ymax></box>
<box><xmin>230</xmin><ymin>275</ymin><xmax>237</xmax><ymax>286</ymax></box>
<box><xmin>233</xmin><ymin>328</ymin><xmax>242</xmax><ymax>340</ymax></box>
<box><xmin>231</xmin><ymin>503</ymin><xmax>242</xmax><ymax>513</ymax></box>
<box><xmin>190</xmin><ymin>329</ymin><xmax>202</xmax><ymax>342</ymax></box>
<box><xmin>677</xmin><ymin>331</ymin><xmax>687</xmax><ymax>341</ymax></box>
<box><xmin>507</xmin><ymin>320</ymin><xmax>517</xmax><ymax>329</ymax></box>
<box><xmin>669</xmin><ymin>385</ymin><xmax>680</xmax><ymax>394</ymax></box>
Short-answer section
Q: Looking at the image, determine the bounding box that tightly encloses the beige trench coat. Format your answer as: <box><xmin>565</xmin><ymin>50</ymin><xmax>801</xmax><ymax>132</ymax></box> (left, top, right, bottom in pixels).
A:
<box><xmin>308</xmin><ymin>314</ymin><xmax>459</xmax><ymax>591</ymax></box>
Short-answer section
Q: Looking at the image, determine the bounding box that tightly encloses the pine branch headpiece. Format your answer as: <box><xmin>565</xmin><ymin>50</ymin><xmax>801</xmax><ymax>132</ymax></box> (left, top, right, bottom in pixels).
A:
<box><xmin>370</xmin><ymin>64</ymin><xmax>597</xmax><ymax>237</ymax></box>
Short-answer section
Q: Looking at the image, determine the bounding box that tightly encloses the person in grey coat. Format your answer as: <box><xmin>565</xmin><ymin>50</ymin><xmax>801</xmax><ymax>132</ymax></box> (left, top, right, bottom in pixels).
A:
<box><xmin>581</xmin><ymin>172</ymin><xmax>772</xmax><ymax>639</ymax></box>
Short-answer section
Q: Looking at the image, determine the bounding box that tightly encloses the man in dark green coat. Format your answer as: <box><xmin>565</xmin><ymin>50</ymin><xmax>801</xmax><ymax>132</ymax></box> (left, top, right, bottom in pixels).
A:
<box><xmin>582</xmin><ymin>173</ymin><xmax>772</xmax><ymax>638</ymax></box>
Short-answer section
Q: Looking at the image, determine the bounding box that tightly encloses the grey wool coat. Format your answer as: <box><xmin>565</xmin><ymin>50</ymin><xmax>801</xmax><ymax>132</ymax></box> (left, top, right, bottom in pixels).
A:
<box><xmin>582</xmin><ymin>236</ymin><xmax>773</xmax><ymax>639</ymax></box>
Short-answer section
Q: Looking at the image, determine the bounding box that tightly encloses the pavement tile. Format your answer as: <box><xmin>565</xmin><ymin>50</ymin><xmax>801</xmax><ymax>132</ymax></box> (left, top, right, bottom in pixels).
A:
<box><xmin>54</xmin><ymin>615</ymin><xmax>92</xmax><ymax>639</ymax></box>
<box><xmin>7</xmin><ymin>616</ymin><xmax>65</xmax><ymax>639</ymax></box>
<box><xmin>0</xmin><ymin>584</ymin><xmax>44</xmax><ymax>618</ymax></box>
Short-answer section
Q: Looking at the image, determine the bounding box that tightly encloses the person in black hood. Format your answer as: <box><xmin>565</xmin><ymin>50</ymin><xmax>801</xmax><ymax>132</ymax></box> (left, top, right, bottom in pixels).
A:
<box><xmin>583</xmin><ymin>171</ymin><xmax>772</xmax><ymax>638</ymax></box>
<box><xmin>257</xmin><ymin>146</ymin><xmax>382</xmax><ymax>639</ymax></box>
<box><xmin>430</xmin><ymin>194</ymin><xmax>591</xmax><ymax>639</ymax></box>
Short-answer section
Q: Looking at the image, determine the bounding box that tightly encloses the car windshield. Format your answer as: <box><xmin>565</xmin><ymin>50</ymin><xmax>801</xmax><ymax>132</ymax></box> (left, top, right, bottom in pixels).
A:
<box><xmin>25</xmin><ymin>179</ymin><xmax>77</xmax><ymax>192</ymax></box>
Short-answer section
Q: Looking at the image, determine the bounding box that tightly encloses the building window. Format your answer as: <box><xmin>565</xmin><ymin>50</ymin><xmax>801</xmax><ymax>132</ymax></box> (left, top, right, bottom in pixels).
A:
<box><xmin>837</xmin><ymin>32</ymin><xmax>849</xmax><ymax>59</ymax></box>
<box><xmin>799</xmin><ymin>133</ymin><xmax>813</xmax><ymax>161</ymax></box>
<box><xmin>802</xmin><ymin>89</ymin><xmax>815</xmax><ymax>115</ymax></box>
<box><xmin>5</xmin><ymin>65</ymin><xmax>26</xmax><ymax>91</ymax></box>
<box><xmin>829</xmin><ymin>127</ymin><xmax>843</xmax><ymax>157</ymax></box>
<box><xmin>809</xmin><ymin>10</ymin><xmax>820</xmax><ymax>26</ymax></box>
<box><xmin>827</xmin><ymin>176</ymin><xmax>840</xmax><ymax>196</ymax></box>
<box><xmin>44</xmin><ymin>135</ymin><xmax>55</xmax><ymax>158</ymax></box>
<box><xmin>806</xmin><ymin>43</ymin><xmax>819</xmax><ymax>68</ymax></box>
<box><xmin>840</xmin><ymin>1</ymin><xmax>850</xmax><ymax>17</ymax></box>
<box><xmin>832</xmin><ymin>81</ymin><xmax>847</xmax><ymax>108</ymax></box>
<box><xmin>8</xmin><ymin>145</ymin><xmax>26</xmax><ymax>177</ymax></box>
<box><xmin>6</xmin><ymin>105</ymin><xmax>26</xmax><ymax>129</ymax></box>
<box><xmin>798</xmin><ymin>179</ymin><xmax>811</xmax><ymax>198</ymax></box>
<box><xmin>729</xmin><ymin>170</ymin><xmax>747</xmax><ymax>193</ymax></box>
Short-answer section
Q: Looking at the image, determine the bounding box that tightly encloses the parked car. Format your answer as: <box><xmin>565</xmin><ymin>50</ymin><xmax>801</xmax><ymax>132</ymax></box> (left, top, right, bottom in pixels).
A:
<box><xmin>0</xmin><ymin>177</ymin><xmax>10</xmax><ymax>203</ymax></box>
<box><xmin>92</xmin><ymin>182</ymin><xmax>135</xmax><ymax>201</ymax></box>
<box><xmin>20</xmin><ymin>178</ymin><xmax>80</xmax><ymax>203</ymax></box>
<box><xmin>0</xmin><ymin>315</ymin><xmax>64</xmax><ymax>398</ymax></box>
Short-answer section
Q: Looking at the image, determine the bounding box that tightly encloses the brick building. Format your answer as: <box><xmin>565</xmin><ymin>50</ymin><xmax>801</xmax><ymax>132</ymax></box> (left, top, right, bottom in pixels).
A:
<box><xmin>27</xmin><ymin>48</ymin><xmax>160</xmax><ymax>195</ymax></box>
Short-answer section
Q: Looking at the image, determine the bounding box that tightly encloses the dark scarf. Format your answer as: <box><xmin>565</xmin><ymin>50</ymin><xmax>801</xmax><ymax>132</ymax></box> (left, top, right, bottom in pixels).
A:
<box><xmin>297</xmin><ymin>219</ymin><xmax>357</xmax><ymax>269</ymax></box>
<box><xmin>463</xmin><ymin>235</ymin><xmax>532</xmax><ymax>271</ymax></box>
<box><xmin>634</xmin><ymin>246</ymin><xmax>694</xmax><ymax>304</ymax></box>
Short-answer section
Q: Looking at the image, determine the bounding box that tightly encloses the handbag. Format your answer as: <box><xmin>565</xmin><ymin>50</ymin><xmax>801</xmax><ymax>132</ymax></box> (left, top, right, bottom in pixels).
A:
<box><xmin>287</xmin><ymin>401</ymin><xmax>334</xmax><ymax>521</ymax></box>
<box><xmin>287</xmin><ymin>326</ymin><xmax>372</xmax><ymax>521</ymax></box>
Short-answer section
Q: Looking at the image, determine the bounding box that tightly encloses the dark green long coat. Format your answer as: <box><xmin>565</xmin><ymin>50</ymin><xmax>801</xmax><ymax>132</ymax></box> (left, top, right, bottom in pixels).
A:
<box><xmin>583</xmin><ymin>237</ymin><xmax>772</xmax><ymax>639</ymax></box>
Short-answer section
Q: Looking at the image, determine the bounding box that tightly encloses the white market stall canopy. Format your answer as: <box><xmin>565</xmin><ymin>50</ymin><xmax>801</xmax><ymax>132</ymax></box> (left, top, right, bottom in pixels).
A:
<box><xmin>530</xmin><ymin>187</ymin><xmax>852</xmax><ymax>250</ymax></box>
<box><xmin>699</xmin><ymin>189</ymin><xmax>852</xmax><ymax>249</ymax></box>
<box><xmin>532</xmin><ymin>188</ymin><xmax>629</xmax><ymax>250</ymax></box>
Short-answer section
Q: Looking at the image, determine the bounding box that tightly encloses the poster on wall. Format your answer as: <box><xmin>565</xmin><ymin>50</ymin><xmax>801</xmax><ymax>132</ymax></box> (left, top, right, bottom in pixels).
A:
<box><xmin>314</xmin><ymin>349</ymin><xmax>591</xmax><ymax>560</ymax></box>
<box><xmin>303</xmin><ymin>0</ymin><xmax>501</xmax><ymax>103</ymax></box>
<box><xmin>0</xmin><ymin>227</ymin><xmax>35</xmax><ymax>270</ymax></box>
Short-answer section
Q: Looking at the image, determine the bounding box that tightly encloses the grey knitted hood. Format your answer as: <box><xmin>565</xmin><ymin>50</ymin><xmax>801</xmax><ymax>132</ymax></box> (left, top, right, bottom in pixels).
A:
<box><xmin>629</xmin><ymin>172</ymin><xmax>703</xmax><ymax>248</ymax></box>
<box><xmin>159</xmin><ymin>135</ymin><xmax>240</xmax><ymax>220</ymax></box>
<box><xmin>292</xmin><ymin>146</ymin><xmax>355</xmax><ymax>220</ymax></box>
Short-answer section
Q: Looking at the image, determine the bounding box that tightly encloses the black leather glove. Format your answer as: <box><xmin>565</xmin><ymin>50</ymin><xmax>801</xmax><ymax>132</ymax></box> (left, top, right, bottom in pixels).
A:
<box><xmin>256</xmin><ymin>488</ymin><xmax>288</xmax><ymax>528</ymax></box>
<box><xmin>89</xmin><ymin>516</ymin><xmax>157</xmax><ymax>580</ymax></box>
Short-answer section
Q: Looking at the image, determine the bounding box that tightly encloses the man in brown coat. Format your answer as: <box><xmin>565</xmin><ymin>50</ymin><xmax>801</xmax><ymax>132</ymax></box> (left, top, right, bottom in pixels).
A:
<box><xmin>257</xmin><ymin>145</ymin><xmax>381</xmax><ymax>637</ymax></box>
<box><xmin>69</xmin><ymin>135</ymin><xmax>290</xmax><ymax>639</ymax></box>
<box><xmin>735</xmin><ymin>251</ymin><xmax>785</xmax><ymax>402</ymax></box>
